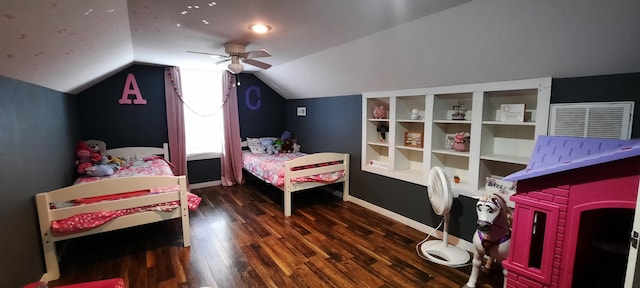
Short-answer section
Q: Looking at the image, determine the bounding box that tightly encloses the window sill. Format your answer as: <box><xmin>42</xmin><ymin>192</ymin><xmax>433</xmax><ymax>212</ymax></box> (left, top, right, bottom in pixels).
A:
<box><xmin>187</xmin><ymin>152</ymin><xmax>221</xmax><ymax>161</ymax></box>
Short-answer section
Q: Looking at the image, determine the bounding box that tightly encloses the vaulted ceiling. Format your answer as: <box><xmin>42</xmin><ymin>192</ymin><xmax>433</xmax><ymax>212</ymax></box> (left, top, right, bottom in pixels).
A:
<box><xmin>2</xmin><ymin>1</ymin><xmax>640</xmax><ymax>99</ymax></box>
<box><xmin>0</xmin><ymin>0</ymin><xmax>468</xmax><ymax>97</ymax></box>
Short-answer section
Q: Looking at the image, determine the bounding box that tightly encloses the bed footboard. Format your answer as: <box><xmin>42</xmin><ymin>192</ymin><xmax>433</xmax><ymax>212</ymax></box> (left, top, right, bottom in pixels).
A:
<box><xmin>282</xmin><ymin>152</ymin><xmax>350</xmax><ymax>216</ymax></box>
<box><xmin>36</xmin><ymin>175</ymin><xmax>189</xmax><ymax>282</ymax></box>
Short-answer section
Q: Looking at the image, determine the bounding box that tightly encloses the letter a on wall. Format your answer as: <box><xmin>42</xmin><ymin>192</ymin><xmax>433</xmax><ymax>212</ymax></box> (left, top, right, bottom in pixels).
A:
<box><xmin>119</xmin><ymin>73</ymin><xmax>148</xmax><ymax>104</ymax></box>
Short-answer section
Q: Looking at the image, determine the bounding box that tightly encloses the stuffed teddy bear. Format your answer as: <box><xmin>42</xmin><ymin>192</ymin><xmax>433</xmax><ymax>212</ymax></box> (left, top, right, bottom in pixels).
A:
<box><xmin>280</xmin><ymin>131</ymin><xmax>294</xmax><ymax>153</ymax></box>
<box><xmin>281</xmin><ymin>138</ymin><xmax>294</xmax><ymax>153</ymax></box>
<box><xmin>85</xmin><ymin>139</ymin><xmax>108</xmax><ymax>165</ymax></box>
<box><xmin>260</xmin><ymin>138</ymin><xmax>279</xmax><ymax>154</ymax></box>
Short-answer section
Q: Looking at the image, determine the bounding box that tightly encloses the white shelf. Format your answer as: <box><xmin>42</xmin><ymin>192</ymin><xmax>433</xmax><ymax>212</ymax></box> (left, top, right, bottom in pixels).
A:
<box><xmin>362</xmin><ymin>77</ymin><xmax>551</xmax><ymax>197</ymax></box>
<box><xmin>480</xmin><ymin>153</ymin><xmax>530</xmax><ymax>165</ymax></box>
<box><xmin>434</xmin><ymin>120</ymin><xmax>472</xmax><ymax>124</ymax></box>
<box><xmin>397</xmin><ymin>145</ymin><xmax>424</xmax><ymax>152</ymax></box>
<box><xmin>432</xmin><ymin>149</ymin><xmax>470</xmax><ymax>157</ymax></box>
<box><xmin>368</xmin><ymin>141</ymin><xmax>389</xmax><ymax>147</ymax></box>
<box><xmin>482</xmin><ymin>121</ymin><xmax>536</xmax><ymax>126</ymax></box>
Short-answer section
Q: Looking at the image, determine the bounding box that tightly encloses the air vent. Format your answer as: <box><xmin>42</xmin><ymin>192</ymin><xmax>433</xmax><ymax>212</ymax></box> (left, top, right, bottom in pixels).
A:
<box><xmin>549</xmin><ymin>101</ymin><xmax>634</xmax><ymax>140</ymax></box>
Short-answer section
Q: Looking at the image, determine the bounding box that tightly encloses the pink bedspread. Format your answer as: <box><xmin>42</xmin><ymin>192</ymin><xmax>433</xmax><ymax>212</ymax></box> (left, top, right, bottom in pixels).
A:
<box><xmin>242</xmin><ymin>151</ymin><xmax>345</xmax><ymax>187</ymax></box>
<box><xmin>50</xmin><ymin>157</ymin><xmax>201</xmax><ymax>234</ymax></box>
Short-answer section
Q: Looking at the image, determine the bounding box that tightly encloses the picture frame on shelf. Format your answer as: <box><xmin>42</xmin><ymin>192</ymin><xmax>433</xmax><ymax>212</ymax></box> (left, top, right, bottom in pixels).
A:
<box><xmin>499</xmin><ymin>104</ymin><xmax>525</xmax><ymax>122</ymax></box>
<box><xmin>445</xmin><ymin>133</ymin><xmax>456</xmax><ymax>149</ymax></box>
<box><xmin>404</xmin><ymin>131</ymin><xmax>423</xmax><ymax>148</ymax></box>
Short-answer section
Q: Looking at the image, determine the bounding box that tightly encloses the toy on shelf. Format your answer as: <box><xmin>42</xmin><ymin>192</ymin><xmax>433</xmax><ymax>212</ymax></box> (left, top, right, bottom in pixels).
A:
<box><xmin>453</xmin><ymin>132</ymin><xmax>470</xmax><ymax>152</ymax></box>
<box><xmin>452</xmin><ymin>102</ymin><xmax>466</xmax><ymax>120</ymax></box>
<box><xmin>411</xmin><ymin>108</ymin><xmax>422</xmax><ymax>120</ymax></box>
<box><xmin>376</xmin><ymin>123</ymin><xmax>389</xmax><ymax>142</ymax></box>
<box><xmin>373</xmin><ymin>105</ymin><xmax>387</xmax><ymax>119</ymax></box>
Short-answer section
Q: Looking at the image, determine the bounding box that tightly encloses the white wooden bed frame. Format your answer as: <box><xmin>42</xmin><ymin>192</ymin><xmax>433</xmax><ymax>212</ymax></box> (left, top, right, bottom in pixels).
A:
<box><xmin>242</xmin><ymin>141</ymin><xmax>350</xmax><ymax>217</ymax></box>
<box><xmin>35</xmin><ymin>143</ymin><xmax>191</xmax><ymax>282</ymax></box>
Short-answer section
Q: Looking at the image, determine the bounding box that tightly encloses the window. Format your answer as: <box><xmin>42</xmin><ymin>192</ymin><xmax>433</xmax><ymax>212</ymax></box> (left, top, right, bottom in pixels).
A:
<box><xmin>179</xmin><ymin>68</ymin><xmax>224</xmax><ymax>158</ymax></box>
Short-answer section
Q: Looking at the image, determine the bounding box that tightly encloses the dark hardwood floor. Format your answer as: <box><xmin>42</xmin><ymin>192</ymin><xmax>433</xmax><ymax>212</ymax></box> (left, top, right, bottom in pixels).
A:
<box><xmin>47</xmin><ymin>177</ymin><xmax>503</xmax><ymax>288</ymax></box>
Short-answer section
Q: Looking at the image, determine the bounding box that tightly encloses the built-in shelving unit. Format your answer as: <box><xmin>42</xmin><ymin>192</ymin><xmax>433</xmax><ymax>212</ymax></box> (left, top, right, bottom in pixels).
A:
<box><xmin>362</xmin><ymin>78</ymin><xmax>551</xmax><ymax>198</ymax></box>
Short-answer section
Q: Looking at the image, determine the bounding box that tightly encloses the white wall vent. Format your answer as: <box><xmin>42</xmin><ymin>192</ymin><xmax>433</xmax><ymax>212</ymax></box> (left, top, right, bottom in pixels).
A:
<box><xmin>549</xmin><ymin>101</ymin><xmax>634</xmax><ymax>140</ymax></box>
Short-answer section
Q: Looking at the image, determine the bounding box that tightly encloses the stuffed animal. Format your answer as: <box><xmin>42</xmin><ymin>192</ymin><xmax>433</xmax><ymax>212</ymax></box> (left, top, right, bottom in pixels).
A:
<box><xmin>280</xmin><ymin>131</ymin><xmax>294</xmax><ymax>153</ymax></box>
<box><xmin>274</xmin><ymin>139</ymin><xmax>283</xmax><ymax>152</ymax></box>
<box><xmin>281</xmin><ymin>131</ymin><xmax>292</xmax><ymax>140</ymax></box>
<box><xmin>260</xmin><ymin>138</ymin><xmax>279</xmax><ymax>154</ymax></box>
<box><xmin>292</xmin><ymin>138</ymin><xmax>301</xmax><ymax>153</ymax></box>
<box><xmin>75</xmin><ymin>141</ymin><xmax>94</xmax><ymax>175</ymax></box>
<box><xmin>85</xmin><ymin>139</ymin><xmax>108</xmax><ymax>165</ymax></box>
<box><xmin>108</xmin><ymin>155</ymin><xmax>124</xmax><ymax>168</ymax></box>
<box><xmin>281</xmin><ymin>138</ymin><xmax>294</xmax><ymax>153</ymax></box>
<box><xmin>85</xmin><ymin>164</ymin><xmax>118</xmax><ymax>177</ymax></box>
<box><xmin>373</xmin><ymin>105</ymin><xmax>387</xmax><ymax>119</ymax></box>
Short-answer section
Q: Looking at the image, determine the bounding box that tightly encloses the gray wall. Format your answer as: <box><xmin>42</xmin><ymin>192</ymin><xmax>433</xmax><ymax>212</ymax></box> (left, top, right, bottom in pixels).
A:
<box><xmin>0</xmin><ymin>76</ymin><xmax>78</xmax><ymax>286</ymax></box>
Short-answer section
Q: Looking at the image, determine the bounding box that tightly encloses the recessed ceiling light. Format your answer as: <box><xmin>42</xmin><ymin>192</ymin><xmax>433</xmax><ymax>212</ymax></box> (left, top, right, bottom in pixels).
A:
<box><xmin>249</xmin><ymin>24</ymin><xmax>272</xmax><ymax>34</ymax></box>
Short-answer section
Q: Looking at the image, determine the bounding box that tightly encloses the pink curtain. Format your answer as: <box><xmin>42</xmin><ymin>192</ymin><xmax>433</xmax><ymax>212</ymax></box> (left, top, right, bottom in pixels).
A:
<box><xmin>164</xmin><ymin>67</ymin><xmax>188</xmax><ymax>178</ymax></box>
<box><xmin>220</xmin><ymin>71</ymin><xmax>244</xmax><ymax>186</ymax></box>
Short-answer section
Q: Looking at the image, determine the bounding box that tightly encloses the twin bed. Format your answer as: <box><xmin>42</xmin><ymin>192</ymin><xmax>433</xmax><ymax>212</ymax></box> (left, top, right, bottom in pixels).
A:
<box><xmin>241</xmin><ymin>140</ymin><xmax>350</xmax><ymax>217</ymax></box>
<box><xmin>36</xmin><ymin>144</ymin><xmax>200</xmax><ymax>282</ymax></box>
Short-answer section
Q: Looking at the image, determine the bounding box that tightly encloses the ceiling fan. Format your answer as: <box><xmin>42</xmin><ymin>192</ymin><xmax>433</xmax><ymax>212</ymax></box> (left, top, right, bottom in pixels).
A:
<box><xmin>187</xmin><ymin>42</ymin><xmax>272</xmax><ymax>74</ymax></box>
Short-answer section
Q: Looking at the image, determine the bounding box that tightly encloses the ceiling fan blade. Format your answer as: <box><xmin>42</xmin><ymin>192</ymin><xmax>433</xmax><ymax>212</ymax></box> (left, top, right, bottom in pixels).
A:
<box><xmin>246</xmin><ymin>49</ymin><xmax>271</xmax><ymax>59</ymax></box>
<box><xmin>215</xmin><ymin>58</ymin><xmax>232</xmax><ymax>65</ymax></box>
<box><xmin>186</xmin><ymin>51</ymin><xmax>227</xmax><ymax>59</ymax></box>
<box><xmin>243</xmin><ymin>58</ymin><xmax>272</xmax><ymax>69</ymax></box>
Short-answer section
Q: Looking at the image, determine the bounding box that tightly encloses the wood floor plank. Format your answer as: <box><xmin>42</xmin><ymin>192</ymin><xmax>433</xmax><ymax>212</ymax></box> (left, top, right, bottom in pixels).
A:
<box><xmin>46</xmin><ymin>178</ymin><xmax>503</xmax><ymax>288</ymax></box>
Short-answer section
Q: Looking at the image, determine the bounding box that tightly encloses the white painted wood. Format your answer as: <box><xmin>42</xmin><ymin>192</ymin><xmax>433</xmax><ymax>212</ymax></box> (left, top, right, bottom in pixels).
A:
<box><xmin>248</xmin><ymin>152</ymin><xmax>350</xmax><ymax>217</ymax></box>
<box><xmin>107</xmin><ymin>143</ymin><xmax>169</xmax><ymax>160</ymax></box>
<box><xmin>362</xmin><ymin>77</ymin><xmax>551</xmax><ymax>199</ymax></box>
<box><xmin>36</xmin><ymin>145</ymin><xmax>191</xmax><ymax>282</ymax></box>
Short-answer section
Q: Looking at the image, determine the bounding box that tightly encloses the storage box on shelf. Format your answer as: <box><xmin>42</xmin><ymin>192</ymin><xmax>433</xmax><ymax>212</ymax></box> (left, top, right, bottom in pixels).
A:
<box><xmin>362</xmin><ymin>77</ymin><xmax>551</xmax><ymax>199</ymax></box>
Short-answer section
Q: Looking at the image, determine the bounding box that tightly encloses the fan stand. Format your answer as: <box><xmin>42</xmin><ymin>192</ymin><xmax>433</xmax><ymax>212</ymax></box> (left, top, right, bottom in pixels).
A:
<box><xmin>418</xmin><ymin>214</ymin><xmax>471</xmax><ymax>267</ymax></box>
<box><xmin>418</xmin><ymin>167</ymin><xmax>470</xmax><ymax>267</ymax></box>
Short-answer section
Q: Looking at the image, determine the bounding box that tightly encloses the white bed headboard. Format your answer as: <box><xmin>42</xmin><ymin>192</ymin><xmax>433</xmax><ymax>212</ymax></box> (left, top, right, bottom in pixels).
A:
<box><xmin>107</xmin><ymin>143</ymin><xmax>170</xmax><ymax>162</ymax></box>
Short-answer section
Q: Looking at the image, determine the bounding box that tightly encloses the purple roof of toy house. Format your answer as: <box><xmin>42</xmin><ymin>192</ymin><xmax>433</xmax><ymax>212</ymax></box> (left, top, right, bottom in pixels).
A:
<box><xmin>503</xmin><ymin>136</ymin><xmax>640</xmax><ymax>182</ymax></box>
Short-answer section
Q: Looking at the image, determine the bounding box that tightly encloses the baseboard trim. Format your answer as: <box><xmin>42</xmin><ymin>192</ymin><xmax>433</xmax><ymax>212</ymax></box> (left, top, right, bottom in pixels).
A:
<box><xmin>347</xmin><ymin>196</ymin><xmax>475</xmax><ymax>253</ymax></box>
<box><xmin>189</xmin><ymin>180</ymin><xmax>221</xmax><ymax>189</ymax></box>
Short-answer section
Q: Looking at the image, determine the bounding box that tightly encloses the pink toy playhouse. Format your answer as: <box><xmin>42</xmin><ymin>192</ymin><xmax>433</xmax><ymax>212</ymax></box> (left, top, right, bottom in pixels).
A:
<box><xmin>501</xmin><ymin>136</ymin><xmax>640</xmax><ymax>288</ymax></box>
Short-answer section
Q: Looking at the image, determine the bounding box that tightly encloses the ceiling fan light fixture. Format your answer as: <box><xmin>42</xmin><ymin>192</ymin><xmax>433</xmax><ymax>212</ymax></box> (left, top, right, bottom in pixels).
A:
<box><xmin>249</xmin><ymin>23</ymin><xmax>272</xmax><ymax>34</ymax></box>
<box><xmin>228</xmin><ymin>62</ymin><xmax>244</xmax><ymax>74</ymax></box>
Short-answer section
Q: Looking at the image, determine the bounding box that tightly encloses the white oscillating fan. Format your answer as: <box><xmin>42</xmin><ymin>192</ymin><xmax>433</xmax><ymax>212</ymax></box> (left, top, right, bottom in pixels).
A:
<box><xmin>416</xmin><ymin>166</ymin><xmax>470</xmax><ymax>267</ymax></box>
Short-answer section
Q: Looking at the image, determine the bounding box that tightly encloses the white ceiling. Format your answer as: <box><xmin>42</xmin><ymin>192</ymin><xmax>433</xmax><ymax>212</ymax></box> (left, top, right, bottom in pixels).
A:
<box><xmin>2</xmin><ymin>1</ymin><xmax>640</xmax><ymax>100</ymax></box>
<box><xmin>0</xmin><ymin>0</ymin><xmax>468</xmax><ymax>97</ymax></box>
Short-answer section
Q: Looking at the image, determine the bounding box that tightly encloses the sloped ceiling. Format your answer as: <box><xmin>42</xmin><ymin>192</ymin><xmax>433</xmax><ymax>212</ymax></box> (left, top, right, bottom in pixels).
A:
<box><xmin>1</xmin><ymin>0</ymin><xmax>640</xmax><ymax>99</ymax></box>
<box><xmin>0</xmin><ymin>0</ymin><xmax>468</xmax><ymax>96</ymax></box>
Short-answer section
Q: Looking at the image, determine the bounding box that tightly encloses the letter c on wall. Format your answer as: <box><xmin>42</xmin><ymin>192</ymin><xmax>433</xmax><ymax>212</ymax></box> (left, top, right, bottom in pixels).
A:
<box><xmin>245</xmin><ymin>86</ymin><xmax>261</xmax><ymax>110</ymax></box>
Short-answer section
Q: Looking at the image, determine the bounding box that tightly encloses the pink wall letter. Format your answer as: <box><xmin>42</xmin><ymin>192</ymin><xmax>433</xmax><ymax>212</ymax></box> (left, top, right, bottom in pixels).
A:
<box><xmin>119</xmin><ymin>73</ymin><xmax>147</xmax><ymax>104</ymax></box>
